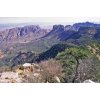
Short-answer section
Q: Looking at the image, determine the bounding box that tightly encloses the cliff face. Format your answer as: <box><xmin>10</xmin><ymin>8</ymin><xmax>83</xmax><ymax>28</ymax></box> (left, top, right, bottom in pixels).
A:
<box><xmin>0</xmin><ymin>25</ymin><xmax>50</xmax><ymax>44</ymax></box>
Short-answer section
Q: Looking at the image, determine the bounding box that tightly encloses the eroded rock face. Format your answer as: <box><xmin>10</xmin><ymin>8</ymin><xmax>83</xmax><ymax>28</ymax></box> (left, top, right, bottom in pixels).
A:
<box><xmin>0</xmin><ymin>25</ymin><xmax>49</xmax><ymax>44</ymax></box>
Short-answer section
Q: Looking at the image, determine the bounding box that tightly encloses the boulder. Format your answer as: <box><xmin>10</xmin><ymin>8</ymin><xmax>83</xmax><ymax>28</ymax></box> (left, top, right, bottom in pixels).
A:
<box><xmin>83</xmin><ymin>79</ymin><xmax>95</xmax><ymax>83</ymax></box>
<box><xmin>23</xmin><ymin>63</ymin><xmax>32</xmax><ymax>68</ymax></box>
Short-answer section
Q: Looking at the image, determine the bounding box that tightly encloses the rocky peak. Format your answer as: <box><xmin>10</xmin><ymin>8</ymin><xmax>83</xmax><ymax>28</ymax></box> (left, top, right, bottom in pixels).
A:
<box><xmin>53</xmin><ymin>25</ymin><xmax>64</xmax><ymax>31</ymax></box>
<box><xmin>64</xmin><ymin>25</ymin><xmax>76</xmax><ymax>31</ymax></box>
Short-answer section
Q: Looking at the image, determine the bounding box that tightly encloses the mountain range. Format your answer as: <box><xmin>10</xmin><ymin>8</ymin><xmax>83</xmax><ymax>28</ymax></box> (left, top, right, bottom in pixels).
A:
<box><xmin>0</xmin><ymin>21</ymin><xmax>100</xmax><ymax>45</ymax></box>
<box><xmin>1</xmin><ymin>21</ymin><xmax>100</xmax><ymax>67</ymax></box>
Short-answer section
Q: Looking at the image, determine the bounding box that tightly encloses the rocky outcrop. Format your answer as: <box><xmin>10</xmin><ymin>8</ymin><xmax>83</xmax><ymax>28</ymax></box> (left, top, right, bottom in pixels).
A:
<box><xmin>53</xmin><ymin>25</ymin><xmax>64</xmax><ymax>31</ymax></box>
<box><xmin>0</xmin><ymin>72</ymin><xmax>22</xmax><ymax>83</ymax></box>
<box><xmin>0</xmin><ymin>62</ymin><xmax>41</xmax><ymax>83</ymax></box>
<box><xmin>43</xmin><ymin>24</ymin><xmax>76</xmax><ymax>40</ymax></box>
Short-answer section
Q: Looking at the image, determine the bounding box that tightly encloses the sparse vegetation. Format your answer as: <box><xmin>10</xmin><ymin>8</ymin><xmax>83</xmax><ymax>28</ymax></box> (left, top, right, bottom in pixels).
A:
<box><xmin>1</xmin><ymin>22</ymin><xmax>100</xmax><ymax>83</ymax></box>
<box><xmin>39</xmin><ymin>59</ymin><xmax>62</xmax><ymax>83</ymax></box>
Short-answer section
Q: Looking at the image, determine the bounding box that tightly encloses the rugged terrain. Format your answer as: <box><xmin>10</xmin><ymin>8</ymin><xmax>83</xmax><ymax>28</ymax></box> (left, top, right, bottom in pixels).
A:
<box><xmin>0</xmin><ymin>22</ymin><xmax>100</xmax><ymax>83</ymax></box>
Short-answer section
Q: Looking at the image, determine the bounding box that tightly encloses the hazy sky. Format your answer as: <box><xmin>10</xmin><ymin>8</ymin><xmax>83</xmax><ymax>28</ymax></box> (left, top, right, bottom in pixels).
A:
<box><xmin>0</xmin><ymin>17</ymin><xmax>100</xmax><ymax>24</ymax></box>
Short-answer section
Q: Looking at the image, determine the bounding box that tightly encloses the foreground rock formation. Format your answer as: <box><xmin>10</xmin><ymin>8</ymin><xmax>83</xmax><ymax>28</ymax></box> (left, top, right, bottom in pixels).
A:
<box><xmin>0</xmin><ymin>72</ymin><xmax>22</xmax><ymax>83</ymax></box>
<box><xmin>0</xmin><ymin>63</ymin><xmax>41</xmax><ymax>83</ymax></box>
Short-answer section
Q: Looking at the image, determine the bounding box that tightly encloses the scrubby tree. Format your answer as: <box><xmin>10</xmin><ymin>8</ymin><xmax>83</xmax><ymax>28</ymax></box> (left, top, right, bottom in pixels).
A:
<box><xmin>56</xmin><ymin>46</ymin><xmax>91</xmax><ymax>82</ymax></box>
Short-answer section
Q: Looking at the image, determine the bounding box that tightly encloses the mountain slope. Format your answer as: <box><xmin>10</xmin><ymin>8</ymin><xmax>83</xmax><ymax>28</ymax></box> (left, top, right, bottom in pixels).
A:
<box><xmin>1</xmin><ymin>22</ymin><xmax>100</xmax><ymax>67</ymax></box>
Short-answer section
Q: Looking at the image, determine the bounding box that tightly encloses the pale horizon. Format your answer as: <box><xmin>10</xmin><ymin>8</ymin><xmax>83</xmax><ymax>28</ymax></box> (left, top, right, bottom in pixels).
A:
<box><xmin>0</xmin><ymin>17</ymin><xmax>100</xmax><ymax>24</ymax></box>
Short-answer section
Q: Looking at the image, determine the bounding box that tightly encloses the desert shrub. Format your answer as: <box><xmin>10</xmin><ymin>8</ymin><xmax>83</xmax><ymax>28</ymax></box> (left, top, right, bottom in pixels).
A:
<box><xmin>39</xmin><ymin>59</ymin><xmax>62</xmax><ymax>83</ymax></box>
<box><xmin>22</xmin><ymin>73</ymin><xmax>43</xmax><ymax>83</ymax></box>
